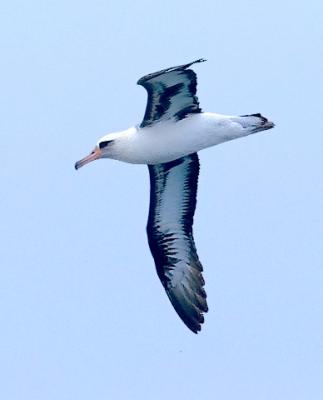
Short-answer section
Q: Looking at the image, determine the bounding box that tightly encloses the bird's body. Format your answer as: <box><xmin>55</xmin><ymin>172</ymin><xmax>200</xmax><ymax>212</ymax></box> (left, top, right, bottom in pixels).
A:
<box><xmin>98</xmin><ymin>112</ymin><xmax>272</xmax><ymax>165</ymax></box>
<box><xmin>75</xmin><ymin>59</ymin><xmax>274</xmax><ymax>333</ymax></box>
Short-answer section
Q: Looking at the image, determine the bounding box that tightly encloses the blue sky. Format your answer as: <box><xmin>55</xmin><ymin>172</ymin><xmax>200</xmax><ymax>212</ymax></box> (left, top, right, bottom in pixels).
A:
<box><xmin>1</xmin><ymin>1</ymin><xmax>322</xmax><ymax>399</ymax></box>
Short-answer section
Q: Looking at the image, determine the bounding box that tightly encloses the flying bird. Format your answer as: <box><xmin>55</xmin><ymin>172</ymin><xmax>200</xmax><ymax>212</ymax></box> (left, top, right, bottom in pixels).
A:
<box><xmin>75</xmin><ymin>59</ymin><xmax>274</xmax><ymax>333</ymax></box>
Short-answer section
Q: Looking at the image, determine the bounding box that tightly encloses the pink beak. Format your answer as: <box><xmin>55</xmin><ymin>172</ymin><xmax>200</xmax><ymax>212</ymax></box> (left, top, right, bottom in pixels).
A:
<box><xmin>75</xmin><ymin>146</ymin><xmax>102</xmax><ymax>170</ymax></box>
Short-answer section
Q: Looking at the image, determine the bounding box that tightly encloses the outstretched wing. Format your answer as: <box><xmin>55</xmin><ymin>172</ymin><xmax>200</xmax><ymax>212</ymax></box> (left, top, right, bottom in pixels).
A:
<box><xmin>147</xmin><ymin>153</ymin><xmax>208</xmax><ymax>333</ymax></box>
<box><xmin>138</xmin><ymin>58</ymin><xmax>206</xmax><ymax>128</ymax></box>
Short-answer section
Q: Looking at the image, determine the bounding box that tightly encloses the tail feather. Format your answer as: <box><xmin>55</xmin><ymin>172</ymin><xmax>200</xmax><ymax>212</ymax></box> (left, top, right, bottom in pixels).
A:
<box><xmin>240</xmin><ymin>112</ymin><xmax>267</xmax><ymax>122</ymax></box>
<box><xmin>240</xmin><ymin>113</ymin><xmax>275</xmax><ymax>132</ymax></box>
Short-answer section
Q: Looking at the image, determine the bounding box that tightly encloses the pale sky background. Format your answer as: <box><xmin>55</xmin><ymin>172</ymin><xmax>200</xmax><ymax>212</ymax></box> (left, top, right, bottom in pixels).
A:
<box><xmin>1</xmin><ymin>1</ymin><xmax>322</xmax><ymax>399</ymax></box>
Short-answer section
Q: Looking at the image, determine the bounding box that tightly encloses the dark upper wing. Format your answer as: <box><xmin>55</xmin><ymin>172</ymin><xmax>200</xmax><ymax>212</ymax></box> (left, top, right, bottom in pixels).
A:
<box><xmin>138</xmin><ymin>58</ymin><xmax>206</xmax><ymax>128</ymax></box>
<box><xmin>147</xmin><ymin>153</ymin><xmax>208</xmax><ymax>333</ymax></box>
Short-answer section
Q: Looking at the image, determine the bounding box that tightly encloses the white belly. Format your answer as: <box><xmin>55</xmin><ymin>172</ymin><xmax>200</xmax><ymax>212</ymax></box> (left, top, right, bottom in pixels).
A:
<box><xmin>110</xmin><ymin>113</ymin><xmax>252</xmax><ymax>164</ymax></box>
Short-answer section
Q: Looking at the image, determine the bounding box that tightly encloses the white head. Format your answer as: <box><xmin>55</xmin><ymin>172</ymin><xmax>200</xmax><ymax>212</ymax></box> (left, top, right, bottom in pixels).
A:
<box><xmin>74</xmin><ymin>132</ymin><xmax>121</xmax><ymax>170</ymax></box>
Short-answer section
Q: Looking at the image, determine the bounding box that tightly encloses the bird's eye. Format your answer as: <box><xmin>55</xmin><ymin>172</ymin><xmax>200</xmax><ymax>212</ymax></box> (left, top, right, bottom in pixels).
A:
<box><xmin>99</xmin><ymin>141</ymin><xmax>110</xmax><ymax>149</ymax></box>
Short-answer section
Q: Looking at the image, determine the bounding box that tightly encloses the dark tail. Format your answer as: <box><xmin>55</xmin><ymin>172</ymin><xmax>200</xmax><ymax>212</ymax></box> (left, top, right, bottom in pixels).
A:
<box><xmin>240</xmin><ymin>113</ymin><xmax>275</xmax><ymax>132</ymax></box>
<box><xmin>240</xmin><ymin>113</ymin><xmax>268</xmax><ymax>122</ymax></box>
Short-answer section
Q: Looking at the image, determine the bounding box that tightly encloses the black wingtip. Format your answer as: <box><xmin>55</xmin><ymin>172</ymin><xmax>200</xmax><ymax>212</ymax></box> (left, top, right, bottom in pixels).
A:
<box><xmin>186</xmin><ymin>58</ymin><xmax>207</xmax><ymax>69</ymax></box>
<box><xmin>195</xmin><ymin>58</ymin><xmax>207</xmax><ymax>63</ymax></box>
<box><xmin>137</xmin><ymin>58</ymin><xmax>207</xmax><ymax>86</ymax></box>
<box><xmin>177</xmin><ymin>315</ymin><xmax>202</xmax><ymax>334</ymax></box>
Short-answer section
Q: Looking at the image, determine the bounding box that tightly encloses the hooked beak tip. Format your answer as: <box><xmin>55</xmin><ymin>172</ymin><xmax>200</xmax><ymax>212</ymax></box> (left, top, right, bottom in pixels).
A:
<box><xmin>74</xmin><ymin>147</ymin><xmax>102</xmax><ymax>171</ymax></box>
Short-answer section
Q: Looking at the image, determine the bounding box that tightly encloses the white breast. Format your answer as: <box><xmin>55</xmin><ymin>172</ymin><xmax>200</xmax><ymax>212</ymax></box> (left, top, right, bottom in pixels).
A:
<box><xmin>110</xmin><ymin>113</ymin><xmax>248</xmax><ymax>165</ymax></box>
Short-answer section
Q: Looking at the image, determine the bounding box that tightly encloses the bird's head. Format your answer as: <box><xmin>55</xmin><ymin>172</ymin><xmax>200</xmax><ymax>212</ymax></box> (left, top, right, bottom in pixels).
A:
<box><xmin>74</xmin><ymin>135</ymin><xmax>115</xmax><ymax>170</ymax></box>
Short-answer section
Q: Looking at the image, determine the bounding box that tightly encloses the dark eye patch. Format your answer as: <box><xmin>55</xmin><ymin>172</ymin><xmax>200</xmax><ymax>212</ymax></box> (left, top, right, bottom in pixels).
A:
<box><xmin>99</xmin><ymin>140</ymin><xmax>111</xmax><ymax>149</ymax></box>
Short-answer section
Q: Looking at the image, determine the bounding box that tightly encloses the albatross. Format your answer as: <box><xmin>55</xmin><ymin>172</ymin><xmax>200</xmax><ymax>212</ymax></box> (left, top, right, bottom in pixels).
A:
<box><xmin>75</xmin><ymin>59</ymin><xmax>274</xmax><ymax>333</ymax></box>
